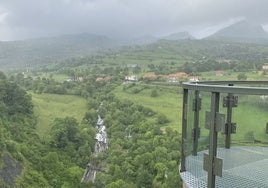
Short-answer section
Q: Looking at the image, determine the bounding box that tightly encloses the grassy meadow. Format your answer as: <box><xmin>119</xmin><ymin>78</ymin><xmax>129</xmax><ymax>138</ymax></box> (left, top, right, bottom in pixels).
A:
<box><xmin>31</xmin><ymin>92</ymin><xmax>88</xmax><ymax>137</ymax></box>
<box><xmin>198</xmin><ymin>70</ymin><xmax>268</xmax><ymax>81</ymax></box>
<box><xmin>112</xmin><ymin>83</ymin><xmax>183</xmax><ymax>132</ymax></box>
<box><xmin>232</xmin><ymin>95</ymin><xmax>268</xmax><ymax>142</ymax></box>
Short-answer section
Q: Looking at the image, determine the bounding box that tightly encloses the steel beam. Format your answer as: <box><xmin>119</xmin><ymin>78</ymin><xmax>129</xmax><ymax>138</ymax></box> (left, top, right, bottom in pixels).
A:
<box><xmin>225</xmin><ymin>92</ymin><xmax>233</xmax><ymax>149</ymax></box>
<box><xmin>192</xmin><ymin>90</ymin><xmax>201</xmax><ymax>156</ymax></box>
<box><xmin>207</xmin><ymin>92</ymin><xmax>220</xmax><ymax>188</ymax></box>
<box><xmin>180</xmin><ymin>88</ymin><xmax>188</xmax><ymax>172</ymax></box>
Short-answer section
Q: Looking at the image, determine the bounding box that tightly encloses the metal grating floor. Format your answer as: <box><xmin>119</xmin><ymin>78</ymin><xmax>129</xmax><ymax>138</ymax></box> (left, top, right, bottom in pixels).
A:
<box><xmin>180</xmin><ymin>146</ymin><xmax>268</xmax><ymax>188</ymax></box>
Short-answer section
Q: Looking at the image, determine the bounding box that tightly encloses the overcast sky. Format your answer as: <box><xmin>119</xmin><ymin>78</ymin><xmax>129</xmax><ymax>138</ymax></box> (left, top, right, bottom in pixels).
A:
<box><xmin>1</xmin><ymin>0</ymin><xmax>268</xmax><ymax>41</ymax></box>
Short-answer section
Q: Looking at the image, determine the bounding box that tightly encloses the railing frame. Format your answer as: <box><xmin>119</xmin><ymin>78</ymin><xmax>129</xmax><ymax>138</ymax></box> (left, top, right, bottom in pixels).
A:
<box><xmin>180</xmin><ymin>81</ymin><xmax>268</xmax><ymax>188</ymax></box>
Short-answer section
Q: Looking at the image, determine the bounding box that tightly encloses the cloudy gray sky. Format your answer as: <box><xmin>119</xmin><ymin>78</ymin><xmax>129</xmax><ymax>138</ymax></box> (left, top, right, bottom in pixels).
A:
<box><xmin>0</xmin><ymin>0</ymin><xmax>268</xmax><ymax>41</ymax></box>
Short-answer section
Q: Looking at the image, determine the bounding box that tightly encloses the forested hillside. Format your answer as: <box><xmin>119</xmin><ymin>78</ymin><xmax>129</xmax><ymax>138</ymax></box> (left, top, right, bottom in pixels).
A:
<box><xmin>0</xmin><ymin>33</ymin><xmax>116</xmax><ymax>70</ymax></box>
<box><xmin>36</xmin><ymin>39</ymin><xmax>268</xmax><ymax>78</ymax></box>
<box><xmin>0</xmin><ymin>71</ymin><xmax>96</xmax><ymax>187</ymax></box>
<box><xmin>2</xmin><ymin>34</ymin><xmax>268</xmax><ymax>73</ymax></box>
<box><xmin>0</xmin><ymin>69</ymin><xmax>182</xmax><ymax>187</ymax></box>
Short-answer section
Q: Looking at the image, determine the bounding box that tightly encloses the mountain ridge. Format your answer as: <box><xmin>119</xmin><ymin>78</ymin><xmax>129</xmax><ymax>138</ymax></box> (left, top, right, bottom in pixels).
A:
<box><xmin>0</xmin><ymin>32</ymin><xmax>195</xmax><ymax>71</ymax></box>
<box><xmin>161</xmin><ymin>32</ymin><xmax>194</xmax><ymax>40</ymax></box>
<box><xmin>206</xmin><ymin>20</ymin><xmax>268</xmax><ymax>42</ymax></box>
<box><xmin>0</xmin><ymin>33</ymin><xmax>117</xmax><ymax>70</ymax></box>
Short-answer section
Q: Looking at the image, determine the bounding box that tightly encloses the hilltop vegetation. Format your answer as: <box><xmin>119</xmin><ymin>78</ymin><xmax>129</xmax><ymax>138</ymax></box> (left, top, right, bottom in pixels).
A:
<box><xmin>32</xmin><ymin>39</ymin><xmax>268</xmax><ymax>78</ymax></box>
<box><xmin>0</xmin><ymin>33</ymin><xmax>116</xmax><ymax>70</ymax></box>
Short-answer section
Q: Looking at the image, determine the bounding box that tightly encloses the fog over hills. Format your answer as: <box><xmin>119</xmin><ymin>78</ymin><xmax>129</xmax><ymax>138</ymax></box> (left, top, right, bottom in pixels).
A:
<box><xmin>1</xmin><ymin>20</ymin><xmax>268</xmax><ymax>71</ymax></box>
<box><xmin>161</xmin><ymin>32</ymin><xmax>194</xmax><ymax>41</ymax></box>
<box><xmin>0</xmin><ymin>33</ymin><xmax>117</xmax><ymax>70</ymax></box>
<box><xmin>0</xmin><ymin>32</ymin><xmax>195</xmax><ymax>71</ymax></box>
<box><xmin>206</xmin><ymin>20</ymin><xmax>268</xmax><ymax>42</ymax></box>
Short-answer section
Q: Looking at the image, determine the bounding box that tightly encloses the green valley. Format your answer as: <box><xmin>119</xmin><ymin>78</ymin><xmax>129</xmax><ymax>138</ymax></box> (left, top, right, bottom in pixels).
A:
<box><xmin>31</xmin><ymin>93</ymin><xmax>88</xmax><ymax>137</ymax></box>
<box><xmin>1</xmin><ymin>37</ymin><xmax>268</xmax><ymax>187</ymax></box>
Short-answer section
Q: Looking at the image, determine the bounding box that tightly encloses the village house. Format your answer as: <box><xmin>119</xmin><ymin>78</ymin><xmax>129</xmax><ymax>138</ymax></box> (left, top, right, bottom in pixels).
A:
<box><xmin>215</xmin><ymin>58</ymin><xmax>232</xmax><ymax>63</ymax></box>
<box><xmin>126</xmin><ymin>64</ymin><xmax>138</xmax><ymax>68</ymax></box>
<box><xmin>189</xmin><ymin>76</ymin><xmax>199</xmax><ymax>82</ymax></box>
<box><xmin>142</xmin><ymin>73</ymin><xmax>157</xmax><ymax>81</ymax></box>
<box><xmin>262</xmin><ymin>63</ymin><xmax>268</xmax><ymax>70</ymax></box>
<box><xmin>66</xmin><ymin>78</ymin><xmax>73</xmax><ymax>82</ymax></box>
<box><xmin>215</xmin><ymin>70</ymin><xmax>223</xmax><ymax>76</ymax></box>
<box><xmin>125</xmin><ymin>75</ymin><xmax>137</xmax><ymax>82</ymax></box>
<box><xmin>66</xmin><ymin>76</ymin><xmax>84</xmax><ymax>82</ymax></box>
<box><xmin>167</xmin><ymin>72</ymin><xmax>188</xmax><ymax>83</ymax></box>
<box><xmin>96</xmin><ymin>76</ymin><xmax>111</xmax><ymax>82</ymax></box>
<box><xmin>96</xmin><ymin>77</ymin><xmax>104</xmax><ymax>82</ymax></box>
<box><xmin>76</xmin><ymin>77</ymin><xmax>84</xmax><ymax>82</ymax></box>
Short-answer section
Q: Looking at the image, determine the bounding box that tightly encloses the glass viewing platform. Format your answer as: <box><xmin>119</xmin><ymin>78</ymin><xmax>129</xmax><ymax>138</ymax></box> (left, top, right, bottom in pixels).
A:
<box><xmin>179</xmin><ymin>81</ymin><xmax>268</xmax><ymax>188</ymax></box>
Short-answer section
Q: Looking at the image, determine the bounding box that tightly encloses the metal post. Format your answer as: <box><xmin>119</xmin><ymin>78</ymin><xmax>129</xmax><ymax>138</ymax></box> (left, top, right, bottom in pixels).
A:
<box><xmin>207</xmin><ymin>92</ymin><xmax>220</xmax><ymax>188</ymax></box>
<box><xmin>192</xmin><ymin>90</ymin><xmax>200</xmax><ymax>156</ymax></box>
<box><xmin>225</xmin><ymin>92</ymin><xmax>233</xmax><ymax>149</ymax></box>
<box><xmin>180</xmin><ymin>88</ymin><xmax>188</xmax><ymax>172</ymax></box>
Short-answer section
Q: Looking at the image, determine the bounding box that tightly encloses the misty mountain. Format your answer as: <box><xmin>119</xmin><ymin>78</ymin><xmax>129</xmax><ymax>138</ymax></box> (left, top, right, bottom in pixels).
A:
<box><xmin>126</xmin><ymin>35</ymin><xmax>158</xmax><ymax>45</ymax></box>
<box><xmin>0</xmin><ymin>33</ymin><xmax>118</xmax><ymax>71</ymax></box>
<box><xmin>206</xmin><ymin>20</ymin><xmax>268</xmax><ymax>43</ymax></box>
<box><xmin>125</xmin><ymin>32</ymin><xmax>194</xmax><ymax>45</ymax></box>
<box><xmin>161</xmin><ymin>32</ymin><xmax>194</xmax><ymax>40</ymax></box>
<box><xmin>0</xmin><ymin>31</ymin><xmax>196</xmax><ymax>71</ymax></box>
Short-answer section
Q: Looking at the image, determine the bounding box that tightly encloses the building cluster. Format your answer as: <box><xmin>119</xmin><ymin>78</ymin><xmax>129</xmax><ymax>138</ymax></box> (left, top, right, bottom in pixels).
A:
<box><xmin>125</xmin><ymin>72</ymin><xmax>198</xmax><ymax>83</ymax></box>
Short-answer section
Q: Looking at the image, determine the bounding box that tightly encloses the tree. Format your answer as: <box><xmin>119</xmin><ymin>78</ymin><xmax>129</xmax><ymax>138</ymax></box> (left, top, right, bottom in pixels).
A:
<box><xmin>0</xmin><ymin>71</ymin><xmax>6</xmax><ymax>79</ymax></box>
<box><xmin>41</xmin><ymin>152</ymin><xmax>65</xmax><ymax>187</ymax></box>
<box><xmin>154</xmin><ymin>163</ymin><xmax>167</xmax><ymax>181</ymax></box>
<box><xmin>50</xmin><ymin>117</ymin><xmax>80</xmax><ymax>149</ymax></box>
<box><xmin>83</xmin><ymin>109</ymin><xmax>98</xmax><ymax>125</ymax></box>
<box><xmin>106</xmin><ymin>179</ymin><xmax>135</xmax><ymax>188</ymax></box>
<box><xmin>237</xmin><ymin>73</ymin><xmax>247</xmax><ymax>80</ymax></box>
<box><xmin>151</xmin><ymin>89</ymin><xmax>158</xmax><ymax>97</ymax></box>
<box><xmin>136</xmin><ymin>167</ymin><xmax>153</xmax><ymax>187</ymax></box>
<box><xmin>18</xmin><ymin>170</ymin><xmax>50</xmax><ymax>188</ymax></box>
<box><xmin>2</xmin><ymin>82</ymin><xmax>33</xmax><ymax>116</ymax></box>
<box><xmin>157</xmin><ymin>113</ymin><xmax>170</xmax><ymax>124</ymax></box>
<box><xmin>62</xmin><ymin>166</ymin><xmax>84</xmax><ymax>188</ymax></box>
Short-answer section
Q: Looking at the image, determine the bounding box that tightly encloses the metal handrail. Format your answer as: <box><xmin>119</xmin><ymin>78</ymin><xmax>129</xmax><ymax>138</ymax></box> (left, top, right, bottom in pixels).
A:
<box><xmin>182</xmin><ymin>81</ymin><xmax>268</xmax><ymax>95</ymax></box>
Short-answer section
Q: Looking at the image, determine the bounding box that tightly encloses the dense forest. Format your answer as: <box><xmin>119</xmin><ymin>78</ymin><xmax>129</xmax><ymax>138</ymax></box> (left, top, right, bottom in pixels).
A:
<box><xmin>0</xmin><ymin>68</ymin><xmax>181</xmax><ymax>187</ymax></box>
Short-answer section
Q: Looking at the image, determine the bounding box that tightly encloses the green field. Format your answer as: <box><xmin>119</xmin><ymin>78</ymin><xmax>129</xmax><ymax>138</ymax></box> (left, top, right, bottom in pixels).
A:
<box><xmin>200</xmin><ymin>71</ymin><xmax>268</xmax><ymax>81</ymax></box>
<box><xmin>31</xmin><ymin>93</ymin><xmax>88</xmax><ymax>137</ymax></box>
<box><xmin>112</xmin><ymin>83</ymin><xmax>183</xmax><ymax>131</ymax></box>
<box><xmin>232</xmin><ymin>96</ymin><xmax>268</xmax><ymax>142</ymax></box>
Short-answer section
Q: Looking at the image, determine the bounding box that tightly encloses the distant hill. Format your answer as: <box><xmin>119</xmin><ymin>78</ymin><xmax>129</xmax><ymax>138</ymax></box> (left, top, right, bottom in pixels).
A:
<box><xmin>0</xmin><ymin>31</ymin><xmax>196</xmax><ymax>71</ymax></box>
<box><xmin>2</xmin><ymin>27</ymin><xmax>268</xmax><ymax>71</ymax></box>
<box><xmin>115</xmin><ymin>39</ymin><xmax>268</xmax><ymax>68</ymax></box>
<box><xmin>127</xmin><ymin>35</ymin><xmax>158</xmax><ymax>45</ymax></box>
<box><xmin>127</xmin><ymin>32</ymin><xmax>194</xmax><ymax>45</ymax></box>
<box><xmin>0</xmin><ymin>33</ymin><xmax>117</xmax><ymax>71</ymax></box>
<box><xmin>206</xmin><ymin>20</ymin><xmax>268</xmax><ymax>43</ymax></box>
<box><xmin>161</xmin><ymin>32</ymin><xmax>194</xmax><ymax>40</ymax></box>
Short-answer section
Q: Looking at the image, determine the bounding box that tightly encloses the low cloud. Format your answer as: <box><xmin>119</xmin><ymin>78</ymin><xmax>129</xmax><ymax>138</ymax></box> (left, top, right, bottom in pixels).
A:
<box><xmin>1</xmin><ymin>0</ymin><xmax>268</xmax><ymax>41</ymax></box>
